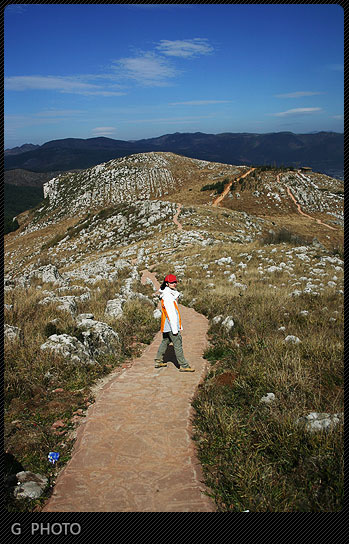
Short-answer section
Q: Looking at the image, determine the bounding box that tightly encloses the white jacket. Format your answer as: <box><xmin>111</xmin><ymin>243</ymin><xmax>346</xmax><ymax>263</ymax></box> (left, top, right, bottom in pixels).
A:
<box><xmin>159</xmin><ymin>286</ymin><xmax>182</xmax><ymax>334</ymax></box>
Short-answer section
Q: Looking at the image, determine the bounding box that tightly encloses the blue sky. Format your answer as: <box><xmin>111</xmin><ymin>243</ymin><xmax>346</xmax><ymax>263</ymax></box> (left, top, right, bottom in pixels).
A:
<box><xmin>4</xmin><ymin>3</ymin><xmax>344</xmax><ymax>148</ymax></box>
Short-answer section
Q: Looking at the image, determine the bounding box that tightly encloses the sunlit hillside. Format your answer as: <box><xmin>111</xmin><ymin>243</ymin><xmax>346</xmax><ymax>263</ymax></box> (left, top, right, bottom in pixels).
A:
<box><xmin>4</xmin><ymin>152</ymin><xmax>343</xmax><ymax>511</ymax></box>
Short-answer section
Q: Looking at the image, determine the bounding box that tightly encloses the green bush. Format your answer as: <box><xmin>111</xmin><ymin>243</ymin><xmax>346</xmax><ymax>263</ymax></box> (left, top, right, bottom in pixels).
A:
<box><xmin>261</xmin><ymin>228</ymin><xmax>312</xmax><ymax>246</ymax></box>
<box><xmin>201</xmin><ymin>180</ymin><xmax>226</xmax><ymax>194</ymax></box>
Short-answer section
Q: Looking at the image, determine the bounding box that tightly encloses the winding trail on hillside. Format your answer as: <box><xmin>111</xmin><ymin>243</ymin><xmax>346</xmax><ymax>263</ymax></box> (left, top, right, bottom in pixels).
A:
<box><xmin>212</xmin><ymin>167</ymin><xmax>256</xmax><ymax>207</ymax></box>
<box><xmin>173</xmin><ymin>203</ymin><xmax>183</xmax><ymax>230</ymax></box>
<box><xmin>276</xmin><ymin>174</ymin><xmax>338</xmax><ymax>231</ymax></box>
<box><xmin>42</xmin><ymin>269</ymin><xmax>215</xmax><ymax>512</ymax></box>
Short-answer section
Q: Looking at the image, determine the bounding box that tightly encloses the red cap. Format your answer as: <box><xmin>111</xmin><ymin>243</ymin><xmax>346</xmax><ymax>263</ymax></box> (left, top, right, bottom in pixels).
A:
<box><xmin>165</xmin><ymin>274</ymin><xmax>177</xmax><ymax>283</ymax></box>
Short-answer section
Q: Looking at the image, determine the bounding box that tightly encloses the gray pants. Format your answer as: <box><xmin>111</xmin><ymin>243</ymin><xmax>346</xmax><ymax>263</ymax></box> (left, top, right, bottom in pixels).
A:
<box><xmin>155</xmin><ymin>331</ymin><xmax>189</xmax><ymax>368</ymax></box>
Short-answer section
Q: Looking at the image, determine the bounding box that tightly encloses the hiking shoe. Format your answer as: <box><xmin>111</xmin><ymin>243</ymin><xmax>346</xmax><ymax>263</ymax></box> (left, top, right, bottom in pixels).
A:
<box><xmin>155</xmin><ymin>362</ymin><xmax>167</xmax><ymax>368</ymax></box>
<box><xmin>179</xmin><ymin>366</ymin><xmax>195</xmax><ymax>372</ymax></box>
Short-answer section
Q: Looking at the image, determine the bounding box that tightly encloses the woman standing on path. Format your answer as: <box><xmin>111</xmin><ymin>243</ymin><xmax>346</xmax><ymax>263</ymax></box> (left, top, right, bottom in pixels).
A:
<box><xmin>154</xmin><ymin>274</ymin><xmax>195</xmax><ymax>372</ymax></box>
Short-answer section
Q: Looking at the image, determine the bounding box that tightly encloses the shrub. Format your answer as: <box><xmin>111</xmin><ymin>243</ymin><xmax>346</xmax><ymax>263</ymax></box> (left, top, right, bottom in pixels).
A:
<box><xmin>261</xmin><ymin>228</ymin><xmax>312</xmax><ymax>246</ymax></box>
<box><xmin>201</xmin><ymin>180</ymin><xmax>226</xmax><ymax>194</ymax></box>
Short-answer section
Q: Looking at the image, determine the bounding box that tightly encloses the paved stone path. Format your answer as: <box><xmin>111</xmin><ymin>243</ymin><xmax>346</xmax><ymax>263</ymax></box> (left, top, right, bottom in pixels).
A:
<box><xmin>43</xmin><ymin>271</ymin><xmax>215</xmax><ymax>512</ymax></box>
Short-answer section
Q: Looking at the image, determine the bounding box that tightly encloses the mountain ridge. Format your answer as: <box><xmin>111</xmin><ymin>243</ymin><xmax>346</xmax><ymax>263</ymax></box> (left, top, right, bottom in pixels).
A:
<box><xmin>4</xmin><ymin>131</ymin><xmax>343</xmax><ymax>177</ymax></box>
<box><xmin>8</xmin><ymin>151</ymin><xmax>343</xmax><ymax>249</ymax></box>
<box><xmin>4</xmin><ymin>143</ymin><xmax>40</xmax><ymax>155</ymax></box>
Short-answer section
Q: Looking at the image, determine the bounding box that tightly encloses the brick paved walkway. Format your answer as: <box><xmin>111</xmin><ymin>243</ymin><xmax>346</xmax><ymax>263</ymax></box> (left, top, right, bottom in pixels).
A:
<box><xmin>43</xmin><ymin>271</ymin><xmax>215</xmax><ymax>512</ymax></box>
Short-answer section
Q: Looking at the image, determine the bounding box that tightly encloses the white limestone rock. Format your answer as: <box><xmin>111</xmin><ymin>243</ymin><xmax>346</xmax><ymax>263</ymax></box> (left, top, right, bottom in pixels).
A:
<box><xmin>297</xmin><ymin>412</ymin><xmax>343</xmax><ymax>433</ymax></box>
<box><xmin>79</xmin><ymin>321</ymin><xmax>120</xmax><ymax>357</ymax></box>
<box><xmin>4</xmin><ymin>324</ymin><xmax>23</xmax><ymax>342</ymax></box>
<box><xmin>28</xmin><ymin>264</ymin><xmax>67</xmax><ymax>285</ymax></box>
<box><xmin>260</xmin><ymin>393</ymin><xmax>275</xmax><ymax>404</ymax></box>
<box><xmin>39</xmin><ymin>295</ymin><xmax>77</xmax><ymax>315</ymax></box>
<box><xmin>232</xmin><ymin>282</ymin><xmax>247</xmax><ymax>290</ymax></box>
<box><xmin>105</xmin><ymin>296</ymin><xmax>126</xmax><ymax>318</ymax></box>
<box><xmin>222</xmin><ymin>316</ymin><xmax>235</xmax><ymax>331</ymax></box>
<box><xmin>289</xmin><ymin>290</ymin><xmax>302</xmax><ymax>297</ymax></box>
<box><xmin>128</xmin><ymin>292</ymin><xmax>156</xmax><ymax>307</ymax></box>
<box><xmin>284</xmin><ymin>335</ymin><xmax>301</xmax><ymax>344</ymax></box>
<box><xmin>14</xmin><ymin>471</ymin><xmax>47</xmax><ymax>499</ymax></box>
<box><xmin>212</xmin><ymin>315</ymin><xmax>223</xmax><ymax>325</ymax></box>
<box><xmin>216</xmin><ymin>257</ymin><xmax>234</xmax><ymax>265</ymax></box>
<box><xmin>145</xmin><ymin>278</ymin><xmax>157</xmax><ymax>290</ymax></box>
<box><xmin>40</xmin><ymin>334</ymin><xmax>95</xmax><ymax>364</ymax></box>
<box><xmin>267</xmin><ymin>265</ymin><xmax>283</xmax><ymax>273</ymax></box>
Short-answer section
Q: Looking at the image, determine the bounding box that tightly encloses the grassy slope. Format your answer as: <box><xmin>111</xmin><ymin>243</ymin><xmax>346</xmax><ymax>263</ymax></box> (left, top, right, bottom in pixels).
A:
<box><xmin>4</xmin><ymin>164</ymin><xmax>344</xmax><ymax>512</ymax></box>
<box><xmin>151</xmin><ymin>241</ymin><xmax>343</xmax><ymax>511</ymax></box>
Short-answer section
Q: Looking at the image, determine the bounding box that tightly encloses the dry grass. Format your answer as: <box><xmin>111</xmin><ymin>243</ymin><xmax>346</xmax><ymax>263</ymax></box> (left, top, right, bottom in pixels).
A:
<box><xmin>4</xmin><ymin>276</ymin><xmax>159</xmax><ymax>511</ymax></box>
<box><xmin>4</xmin><ymin>161</ymin><xmax>343</xmax><ymax>511</ymax></box>
<box><xmin>161</xmin><ymin>241</ymin><xmax>344</xmax><ymax>511</ymax></box>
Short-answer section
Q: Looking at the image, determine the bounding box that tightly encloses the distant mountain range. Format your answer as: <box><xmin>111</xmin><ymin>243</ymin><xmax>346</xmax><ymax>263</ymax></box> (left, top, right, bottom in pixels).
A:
<box><xmin>4</xmin><ymin>143</ymin><xmax>40</xmax><ymax>155</ymax></box>
<box><xmin>4</xmin><ymin>131</ymin><xmax>343</xmax><ymax>178</ymax></box>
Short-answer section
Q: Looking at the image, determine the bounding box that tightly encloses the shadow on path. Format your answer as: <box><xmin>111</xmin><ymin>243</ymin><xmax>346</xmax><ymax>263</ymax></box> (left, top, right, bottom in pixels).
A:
<box><xmin>163</xmin><ymin>344</ymin><xmax>180</xmax><ymax>369</ymax></box>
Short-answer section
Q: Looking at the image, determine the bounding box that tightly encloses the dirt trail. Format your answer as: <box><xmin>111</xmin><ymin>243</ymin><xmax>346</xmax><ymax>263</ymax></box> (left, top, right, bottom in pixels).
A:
<box><xmin>212</xmin><ymin>168</ymin><xmax>255</xmax><ymax>207</ymax></box>
<box><xmin>173</xmin><ymin>203</ymin><xmax>183</xmax><ymax>230</ymax></box>
<box><xmin>42</xmin><ymin>270</ymin><xmax>215</xmax><ymax>512</ymax></box>
<box><xmin>276</xmin><ymin>174</ymin><xmax>337</xmax><ymax>231</ymax></box>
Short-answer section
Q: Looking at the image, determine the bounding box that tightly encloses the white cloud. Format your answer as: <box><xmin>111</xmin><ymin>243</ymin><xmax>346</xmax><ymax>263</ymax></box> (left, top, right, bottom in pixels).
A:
<box><xmin>5</xmin><ymin>110</ymin><xmax>87</xmax><ymax>130</ymax></box>
<box><xmin>5</xmin><ymin>75</ymin><xmax>125</xmax><ymax>96</ymax></box>
<box><xmin>275</xmin><ymin>91</ymin><xmax>324</xmax><ymax>98</ymax></box>
<box><xmin>114</xmin><ymin>53</ymin><xmax>178</xmax><ymax>86</ymax></box>
<box><xmin>35</xmin><ymin>109</ymin><xmax>86</xmax><ymax>117</ymax></box>
<box><xmin>5</xmin><ymin>5</ymin><xmax>28</xmax><ymax>14</ymax></box>
<box><xmin>156</xmin><ymin>39</ymin><xmax>214</xmax><ymax>58</ymax></box>
<box><xmin>332</xmin><ymin>115</ymin><xmax>343</xmax><ymax>120</ymax></box>
<box><xmin>5</xmin><ymin>113</ymin><xmax>66</xmax><ymax>128</ymax></box>
<box><xmin>92</xmin><ymin>127</ymin><xmax>116</xmax><ymax>136</ymax></box>
<box><xmin>6</xmin><ymin>37</ymin><xmax>215</xmax><ymax>97</ymax></box>
<box><xmin>170</xmin><ymin>100</ymin><xmax>231</xmax><ymax>106</ymax></box>
<box><xmin>271</xmin><ymin>108</ymin><xmax>323</xmax><ymax>117</ymax></box>
<box><xmin>127</xmin><ymin>115</ymin><xmax>213</xmax><ymax>124</ymax></box>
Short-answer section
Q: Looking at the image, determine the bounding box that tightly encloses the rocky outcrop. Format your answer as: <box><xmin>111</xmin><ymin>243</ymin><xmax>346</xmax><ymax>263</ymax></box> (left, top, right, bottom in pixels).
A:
<box><xmin>76</xmin><ymin>314</ymin><xmax>120</xmax><ymax>357</ymax></box>
<box><xmin>4</xmin><ymin>324</ymin><xmax>23</xmax><ymax>342</ymax></box>
<box><xmin>28</xmin><ymin>264</ymin><xmax>67</xmax><ymax>285</ymax></box>
<box><xmin>37</xmin><ymin>154</ymin><xmax>182</xmax><ymax>226</ymax></box>
<box><xmin>40</xmin><ymin>334</ymin><xmax>95</xmax><ymax>365</ymax></box>
<box><xmin>40</xmin><ymin>313</ymin><xmax>121</xmax><ymax>364</ymax></box>
<box><xmin>285</xmin><ymin>172</ymin><xmax>344</xmax><ymax>222</ymax></box>
<box><xmin>105</xmin><ymin>297</ymin><xmax>126</xmax><ymax>319</ymax></box>
<box><xmin>13</xmin><ymin>471</ymin><xmax>48</xmax><ymax>500</ymax></box>
<box><xmin>284</xmin><ymin>335</ymin><xmax>301</xmax><ymax>344</ymax></box>
<box><xmin>297</xmin><ymin>412</ymin><xmax>344</xmax><ymax>433</ymax></box>
<box><xmin>39</xmin><ymin>295</ymin><xmax>77</xmax><ymax>315</ymax></box>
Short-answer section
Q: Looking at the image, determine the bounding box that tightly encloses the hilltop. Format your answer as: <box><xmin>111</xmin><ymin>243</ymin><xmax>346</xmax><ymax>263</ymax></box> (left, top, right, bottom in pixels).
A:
<box><xmin>5</xmin><ymin>152</ymin><xmax>343</xmax><ymax>275</ymax></box>
<box><xmin>4</xmin><ymin>131</ymin><xmax>343</xmax><ymax>230</ymax></box>
<box><xmin>4</xmin><ymin>151</ymin><xmax>343</xmax><ymax>512</ymax></box>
